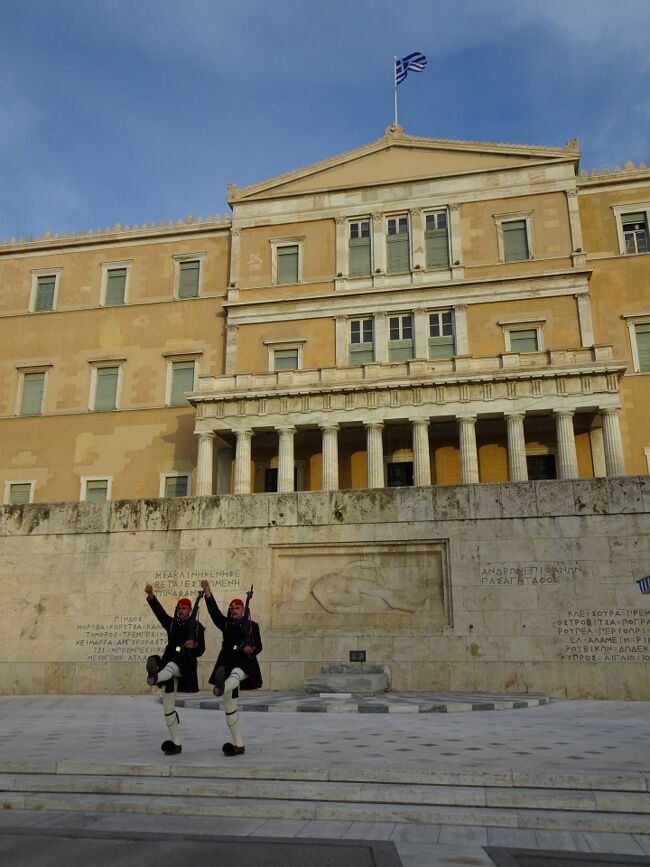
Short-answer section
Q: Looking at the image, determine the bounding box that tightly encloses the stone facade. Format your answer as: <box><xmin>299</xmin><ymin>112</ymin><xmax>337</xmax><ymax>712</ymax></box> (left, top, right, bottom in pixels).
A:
<box><xmin>1</xmin><ymin>479</ymin><xmax>648</xmax><ymax>698</ymax></box>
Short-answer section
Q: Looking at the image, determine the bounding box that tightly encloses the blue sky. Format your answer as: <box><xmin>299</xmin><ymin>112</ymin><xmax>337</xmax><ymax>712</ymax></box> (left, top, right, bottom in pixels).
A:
<box><xmin>1</xmin><ymin>0</ymin><xmax>649</xmax><ymax>239</ymax></box>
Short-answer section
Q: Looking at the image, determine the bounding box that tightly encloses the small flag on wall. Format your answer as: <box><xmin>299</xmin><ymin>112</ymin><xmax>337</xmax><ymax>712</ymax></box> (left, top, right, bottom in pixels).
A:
<box><xmin>394</xmin><ymin>51</ymin><xmax>428</xmax><ymax>86</ymax></box>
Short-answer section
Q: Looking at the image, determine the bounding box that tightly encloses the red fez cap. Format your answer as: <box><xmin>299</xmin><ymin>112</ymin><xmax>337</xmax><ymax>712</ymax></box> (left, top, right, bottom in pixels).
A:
<box><xmin>177</xmin><ymin>598</ymin><xmax>192</xmax><ymax>608</ymax></box>
<box><xmin>229</xmin><ymin>598</ymin><xmax>244</xmax><ymax>608</ymax></box>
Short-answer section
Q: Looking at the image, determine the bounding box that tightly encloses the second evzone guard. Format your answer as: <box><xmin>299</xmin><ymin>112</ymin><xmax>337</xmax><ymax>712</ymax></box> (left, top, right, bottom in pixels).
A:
<box><xmin>200</xmin><ymin>579</ymin><xmax>263</xmax><ymax>756</ymax></box>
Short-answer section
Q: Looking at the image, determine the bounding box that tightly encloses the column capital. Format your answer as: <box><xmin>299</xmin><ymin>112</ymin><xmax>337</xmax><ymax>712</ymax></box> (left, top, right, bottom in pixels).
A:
<box><xmin>410</xmin><ymin>206</ymin><xmax>423</xmax><ymax>217</ymax></box>
<box><xmin>195</xmin><ymin>430</ymin><xmax>216</xmax><ymax>439</ymax></box>
<box><xmin>409</xmin><ymin>416</ymin><xmax>430</xmax><ymax>427</ymax></box>
<box><xmin>372</xmin><ymin>211</ymin><xmax>384</xmax><ymax>221</ymax></box>
<box><xmin>276</xmin><ymin>425</ymin><xmax>297</xmax><ymax>436</ymax></box>
<box><xmin>599</xmin><ymin>406</ymin><xmax>621</xmax><ymax>417</ymax></box>
<box><xmin>234</xmin><ymin>428</ymin><xmax>254</xmax><ymax>439</ymax></box>
<box><xmin>457</xmin><ymin>414</ymin><xmax>477</xmax><ymax>425</ymax></box>
<box><xmin>364</xmin><ymin>420</ymin><xmax>385</xmax><ymax>430</ymax></box>
<box><xmin>504</xmin><ymin>411</ymin><xmax>526</xmax><ymax>421</ymax></box>
<box><xmin>319</xmin><ymin>422</ymin><xmax>340</xmax><ymax>432</ymax></box>
<box><xmin>449</xmin><ymin>202</ymin><xmax>460</xmax><ymax>212</ymax></box>
<box><xmin>553</xmin><ymin>408</ymin><xmax>575</xmax><ymax>419</ymax></box>
<box><xmin>335</xmin><ymin>216</ymin><xmax>346</xmax><ymax>226</ymax></box>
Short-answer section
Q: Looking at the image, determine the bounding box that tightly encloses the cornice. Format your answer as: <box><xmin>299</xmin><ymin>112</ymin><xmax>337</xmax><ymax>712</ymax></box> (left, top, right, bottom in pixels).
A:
<box><xmin>578</xmin><ymin>160</ymin><xmax>650</xmax><ymax>190</ymax></box>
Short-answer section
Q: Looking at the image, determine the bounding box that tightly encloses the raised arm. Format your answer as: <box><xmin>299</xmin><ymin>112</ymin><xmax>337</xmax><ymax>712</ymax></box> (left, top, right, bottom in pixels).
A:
<box><xmin>145</xmin><ymin>583</ymin><xmax>172</xmax><ymax>630</ymax></box>
<box><xmin>201</xmin><ymin>579</ymin><xmax>226</xmax><ymax>630</ymax></box>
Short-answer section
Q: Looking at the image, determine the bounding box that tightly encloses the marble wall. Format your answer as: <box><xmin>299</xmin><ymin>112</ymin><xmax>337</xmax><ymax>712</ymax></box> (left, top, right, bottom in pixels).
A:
<box><xmin>1</xmin><ymin>478</ymin><xmax>649</xmax><ymax>698</ymax></box>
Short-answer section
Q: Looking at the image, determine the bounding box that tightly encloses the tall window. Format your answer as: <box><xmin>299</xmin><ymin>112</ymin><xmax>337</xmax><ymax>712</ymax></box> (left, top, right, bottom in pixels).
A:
<box><xmin>622</xmin><ymin>213</ymin><xmax>649</xmax><ymax>254</ymax></box>
<box><xmin>20</xmin><ymin>371</ymin><xmax>46</xmax><ymax>416</ymax></box>
<box><xmin>349</xmin><ymin>219</ymin><xmax>371</xmax><ymax>276</ymax></box>
<box><xmin>169</xmin><ymin>360</ymin><xmax>196</xmax><ymax>406</ymax></box>
<box><xmin>6</xmin><ymin>482</ymin><xmax>34</xmax><ymax>505</ymax></box>
<box><xmin>635</xmin><ymin>323</ymin><xmax>650</xmax><ymax>372</ymax></box>
<box><xmin>425</xmin><ymin>211</ymin><xmax>450</xmax><ymax>269</ymax></box>
<box><xmin>276</xmin><ymin>244</ymin><xmax>299</xmax><ymax>285</ymax></box>
<box><xmin>386</xmin><ymin>215</ymin><xmax>410</xmax><ymax>273</ymax></box>
<box><xmin>178</xmin><ymin>260</ymin><xmax>200</xmax><ymax>298</ymax></box>
<box><xmin>388</xmin><ymin>314</ymin><xmax>414</xmax><ymax>361</ymax></box>
<box><xmin>429</xmin><ymin>311</ymin><xmax>455</xmax><ymax>359</ymax></box>
<box><xmin>33</xmin><ymin>275</ymin><xmax>56</xmax><ymax>311</ymax></box>
<box><xmin>349</xmin><ymin>318</ymin><xmax>374</xmax><ymax>365</ymax></box>
<box><xmin>104</xmin><ymin>268</ymin><xmax>127</xmax><ymax>306</ymax></box>
<box><xmin>502</xmin><ymin>219</ymin><xmax>530</xmax><ymax>262</ymax></box>
<box><xmin>92</xmin><ymin>366</ymin><xmax>119</xmax><ymax>411</ymax></box>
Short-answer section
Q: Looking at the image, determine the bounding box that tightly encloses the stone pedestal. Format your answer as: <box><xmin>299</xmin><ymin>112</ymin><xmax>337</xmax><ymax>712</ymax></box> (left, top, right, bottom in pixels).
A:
<box><xmin>304</xmin><ymin>664</ymin><xmax>390</xmax><ymax>695</ymax></box>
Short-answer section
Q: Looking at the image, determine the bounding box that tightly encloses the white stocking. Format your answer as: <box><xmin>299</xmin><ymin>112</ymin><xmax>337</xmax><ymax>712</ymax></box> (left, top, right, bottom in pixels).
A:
<box><xmin>223</xmin><ymin>667</ymin><xmax>246</xmax><ymax>747</ymax></box>
<box><xmin>162</xmin><ymin>677</ymin><xmax>181</xmax><ymax>745</ymax></box>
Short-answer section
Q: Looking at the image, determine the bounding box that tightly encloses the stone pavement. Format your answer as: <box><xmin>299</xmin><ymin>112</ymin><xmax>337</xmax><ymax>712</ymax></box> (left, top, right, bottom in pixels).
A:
<box><xmin>1</xmin><ymin>693</ymin><xmax>650</xmax><ymax>866</ymax></box>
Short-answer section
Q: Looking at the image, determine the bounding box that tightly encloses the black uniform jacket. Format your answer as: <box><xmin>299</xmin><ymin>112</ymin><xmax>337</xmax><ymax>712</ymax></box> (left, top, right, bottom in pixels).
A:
<box><xmin>147</xmin><ymin>596</ymin><xmax>205</xmax><ymax>693</ymax></box>
<box><xmin>205</xmin><ymin>594</ymin><xmax>263</xmax><ymax>690</ymax></box>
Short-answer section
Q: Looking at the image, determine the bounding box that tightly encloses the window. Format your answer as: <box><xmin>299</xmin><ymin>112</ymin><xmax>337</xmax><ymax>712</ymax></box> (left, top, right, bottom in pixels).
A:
<box><xmin>633</xmin><ymin>323</ymin><xmax>650</xmax><ymax>372</ymax></box>
<box><xmin>425</xmin><ymin>211</ymin><xmax>450</xmax><ymax>269</ymax></box>
<box><xmin>349</xmin><ymin>318</ymin><xmax>374</xmax><ymax>365</ymax></box>
<box><xmin>161</xmin><ymin>474</ymin><xmax>190</xmax><ymax>497</ymax></box>
<box><xmin>429</xmin><ymin>311</ymin><xmax>455</xmax><ymax>359</ymax></box>
<box><xmin>275</xmin><ymin>244</ymin><xmax>299</xmax><ymax>285</ymax></box>
<box><xmin>105</xmin><ymin>268</ymin><xmax>127</xmax><ymax>305</ymax></box>
<box><xmin>508</xmin><ymin>328</ymin><xmax>539</xmax><ymax>353</ymax></box>
<box><xmin>526</xmin><ymin>454</ymin><xmax>556</xmax><ymax>480</ymax></box>
<box><xmin>349</xmin><ymin>219</ymin><xmax>371</xmax><ymax>276</ymax></box>
<box><xmin>622</xmin><ymin>212</ymin><xmax>649</xmax><ymax>254</ymax></box>
<box><xmin>178</xmin><ymin>260</ymin><xmax>200</xmax><ymax>298</ymax></box>
<box><xmin>386</xmin><ymin>215</ymin><xmax>410</xmax><ymax>273</ymax></box>
<box><xmin>273</xmin><ymin>348</ymin><xmax>299</xmax><ymax>371</ymax></box>
<box><xmin>30</xmin><ymin>270</ymin><xmax>60</xmax><ymax>312</ymax></box>
<box><xmin>81</xmin><ymin>478</ymin><xmax>111</xmax><ymax>502</ymax></box>
<box><xmin>388</xmin><ymin>314</ymin><xmax>414</xmax><ymax>361</ymax></box>
<box><xmin>19</xmin><ymin>370</ymin><xmax>46</xmax><ymax>416</ymax></box>
<box><xmin>92</xmin><ymin>365</ymin><xmax>120</xmax><ymax>411</ymax></box>
<box><xmin>5</xmin><ymin>481</ymin><xmax>34</xmax><ymax>505</ymax></box>
<box><xmin>495</xmin><ymin>213</ymin><xmax>533</xmax><ymax>263</ymax></box>
<box><xmin>169</xmin><ymin>359</ymin><xmax>196</xmax><ymax>406</ymax></box>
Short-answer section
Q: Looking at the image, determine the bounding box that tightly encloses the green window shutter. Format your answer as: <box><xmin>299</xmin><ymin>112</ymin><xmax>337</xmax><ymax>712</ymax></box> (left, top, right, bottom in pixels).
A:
<box><xmin>105</xmin><ymin>269</ymin><xmax>126</xmax><ymax>305</ymax></box>
<box><xmin>35</xmin><ymin>277</ymin><xmax>55</xmax><ymax>311</ymax></box>
<box><xmin>425</xmin><ymin>229</ymin><xmax>450</xmax><ymax>268</ymax></box>
<box><xmin>274</xmin><ymin>348</ymin><xmax>299</xmax><ymax>370</ymax></box>
<box><xmin>85</xmin><ymin>480</ymin><xmax>109</xmax><ymax>501</ymax></box>
<box><xmin>349</xmin><ymin>237</ymin><xmax>371</xmax><ymax>276</ymax></box>
<box><xmin>386</xmin><ymin>233</ymin><xmax>410</xmax><ymax>273</ymax></box>
<box><xmin>170</xmin><ymin>361</ymin><xmax>195</xmax><ymax>405</ymax></box>
<box><xmin>502</xmin><ymin>221</ymin><xmax>529</xmax><ymax>261</ymax></box>
<box><xmin>178</xmin><ymin>261</ymin><xmax>200</xmax><ymax>298</ymax></box>
<box><xmin>388</xmin><ymin>339</ymin><xmax>414</xmax><ymax>362</ymax></box>
<box><xmin>94</xmin><ymin>367</ymin><xmax>119</xmax><ymax>411</ymax></box>
<box><xmin>349</xmin><ymin>343</ymin><xmax>374</xmax><ymax>365</ymax></box>
<box><xmin>636</xmin><ymin>323</ymin><xmax>650</xmax><ymax>372</ymax></box>
<box><xmin>164</xmin><ymin>476</ymin><xmax>189</xmax><ymax>497</ymax></box>
<box><xmin>509</xmin><ymin>329</ymin><xmax>538</xmax><ymax>353</ymax></box>
<box><xmin>622</xmin><ymin>212</ymin><xmax>647</xmax><ymax>226</ymax></box>
<box><xmin>277</xmin><ymin>246</ymin><xmax>299</xmax><ymax>284</ymax></box>
<box><xmin>9</xmin><ymin>483</ymin><xmax>32</xmax><ymax>504</ymax></box>
<box><xmin>428</xmin><ymin>335</ymin><xmax>455</xmax><ymax>359</ymax></box>
<box><xmin>20</xmin><ymin>372</ymin><xmax>45</xmax><ymax>415</ymax></box>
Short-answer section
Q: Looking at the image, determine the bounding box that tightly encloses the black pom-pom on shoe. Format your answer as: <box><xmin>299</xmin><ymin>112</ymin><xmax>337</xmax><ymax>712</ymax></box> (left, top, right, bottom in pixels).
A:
<box><xmin>161</xmin><ymin>740</ymin><xmax>182</xmax><ymax>755</ymax></box>
<box><xmin>222</xmin><ymin>742</ymin><xmax>245</xmax><ymax>757</ymax></box>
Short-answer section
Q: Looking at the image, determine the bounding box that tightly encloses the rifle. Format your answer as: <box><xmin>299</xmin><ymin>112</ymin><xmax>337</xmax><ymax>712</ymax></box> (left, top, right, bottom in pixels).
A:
<box><xmin>231</xmin><ymin>585</ymin><xmax>255</xmax><ymax>651</ymax></box>
<box><xmin>173</xmin><ymin>589</ymin><xmax>204</xmax><ymax>652</ymax></box>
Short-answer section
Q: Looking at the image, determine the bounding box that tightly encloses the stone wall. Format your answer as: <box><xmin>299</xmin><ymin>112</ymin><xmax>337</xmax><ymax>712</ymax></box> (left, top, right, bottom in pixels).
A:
<box><xmin>1</xmin><ymin>478</ymin><xmax>649</xmax><ymax>698</ymax></box>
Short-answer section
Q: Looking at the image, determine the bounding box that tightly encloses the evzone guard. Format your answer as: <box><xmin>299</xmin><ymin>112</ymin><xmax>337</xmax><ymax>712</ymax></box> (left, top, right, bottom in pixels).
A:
<box><xmin>144</xmin><ymin>584</ymin><xmax>205</xmax><ymax>755</ymax></box>
<box><xmin>200</xmin><ymin>579</ymin><xmax>263</xmax><ymax>756</ymax></box>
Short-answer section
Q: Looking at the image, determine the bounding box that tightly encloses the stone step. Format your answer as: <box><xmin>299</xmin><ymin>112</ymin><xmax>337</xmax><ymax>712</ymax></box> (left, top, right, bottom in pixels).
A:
<box><xmin>2</xmin><ymin>787</ymin><xmax>650</xmax><ymax>833</ymax></box>
<box><xmin>2</xmin><ymin>772</ymin><xmax>650</xmax><ymax>823</ymax></box>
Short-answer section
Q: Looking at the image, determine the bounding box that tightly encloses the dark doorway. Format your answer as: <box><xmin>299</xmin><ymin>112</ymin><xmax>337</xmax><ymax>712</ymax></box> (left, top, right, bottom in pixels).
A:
<box><xmin>387</xmin><ymin>462</ymin><xmax>414</xmax><ymax>487</ymax></box>
<box><xmin>526</xmin><ymin>454</ymin><xmax>557</xmax><ymax>480</ymax></box>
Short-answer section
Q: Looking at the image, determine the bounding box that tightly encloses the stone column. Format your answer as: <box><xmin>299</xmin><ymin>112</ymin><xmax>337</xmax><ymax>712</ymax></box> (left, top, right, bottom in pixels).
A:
<box><xmin>505</xmin><ymin>413</ymin><xmax>528</xmax><ymax>481</ymax></box>
<box><xmin>458</xmin><ymin>415</ymin><xmax>479</xmax><ymax>484</ymax></box>
<box><xmin>554</xmin><ymin>410</ymin><xmax>579</xmax><ymax>479</ymax></box>
<box><xmin>225</xmin><ymin>324</ymin><xmax>239</xmax><ymax>375</ymax></box>
<box><xmin>374</xmin><ymin>313</ymin><xmax>388</xmax><ymax>363</ymax></box>
<box><xmin>372</xmin><ymin>212</ymin><xmax>386</xmax><ymax>274</ymax></box>
<box><xmin>410</xmin><ymin>207</ymin><xmax>426</xmax><ymax>272</ymax></box>
<box><xmin>601</xmin><ymin>408</ymin><xmax>625</xmax><ymax>477</ymax></box>
<box><xmin>320</xmin><ymin>423</ymin><xmax>340</xmax><ymax>491</ymax></box>
<box><xmin>413</xmin><ymin>308</ymin><xmax>428</xmax><ymax>359</ymax></box>
<box><xmin>411</xmin><ymin>418</ymin><xmax>431</xmax><ymax>486</ymax></box>
<box><xmin>233</xmin><ymin>429</ymin><xmax>253</xmax><ymax>494</ymax></box>
<box><xmin>335</xmin><ymin>315</ymin><xmax>348</xmax><ymax>366</ymax></box>
<box><xmin>277</xmin><ymin>426</ymin><xmax>296</xmax><ymax>492</ymax></box>
<box><xmin>196</xmin><ymin>431</ymin><xmax>215</xmax><ymax>496</ymax></box>
<box><xmin>365</xmin><ymin>421</ymin><xmax>385</xmax><ymax>488</ymax></box>
<box><xmin>335</xmin><ymin>217</ymin><xmax>347</xmax><ymax>278</ymax></box>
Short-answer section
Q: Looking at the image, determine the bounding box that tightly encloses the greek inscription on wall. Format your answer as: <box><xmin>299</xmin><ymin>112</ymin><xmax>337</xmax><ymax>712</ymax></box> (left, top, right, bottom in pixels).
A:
<box><xmin>557</xmin><ymin>609</ymin><xmax>650</xmax><ymax>662</ymax></box>
<box><xmin>480</xmin><ymin>562</ymin><xmax>586</xmax><ymax>586</ymax></box>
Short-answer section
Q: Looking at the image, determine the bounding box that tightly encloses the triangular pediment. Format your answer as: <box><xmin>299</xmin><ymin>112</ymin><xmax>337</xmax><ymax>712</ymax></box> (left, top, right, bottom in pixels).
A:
<box><xmin>228</xmin><ymin>125</ymin><xmax>579</xmax><ymax>203</ymax></box>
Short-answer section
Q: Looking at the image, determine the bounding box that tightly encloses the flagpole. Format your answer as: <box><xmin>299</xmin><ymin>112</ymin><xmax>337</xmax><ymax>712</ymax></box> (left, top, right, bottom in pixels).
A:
<box><xmin>393</xmin><ymin>56</ymin><xmax>398</xmax><ymax>125</ymax></box>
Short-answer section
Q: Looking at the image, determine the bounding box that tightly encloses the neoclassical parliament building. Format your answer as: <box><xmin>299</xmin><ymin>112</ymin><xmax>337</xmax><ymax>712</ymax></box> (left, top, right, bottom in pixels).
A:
<box><xmin>1</xmin><ymin>125</ymin><xmax>649</xmax><ymax>505</ymax></box>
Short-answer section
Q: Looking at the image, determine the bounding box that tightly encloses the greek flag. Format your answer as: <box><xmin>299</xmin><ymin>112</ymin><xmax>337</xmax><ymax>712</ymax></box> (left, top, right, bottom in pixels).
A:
<box><xmin>638</xmin><ymin>575</ymin><xmax>650</xmax><ymax>594</ymax></box>
<box><xmin>395</xmin><ymin>51</ymin><xmax>428</xmax><ymax>86</ymax></box>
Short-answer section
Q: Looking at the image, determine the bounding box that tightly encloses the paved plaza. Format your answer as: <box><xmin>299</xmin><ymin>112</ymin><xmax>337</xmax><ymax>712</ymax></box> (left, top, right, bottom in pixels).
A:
<box><xmin>1</xmin><ymin>694</ymin><xmax>650</xmax><ymax>866</ymax></box>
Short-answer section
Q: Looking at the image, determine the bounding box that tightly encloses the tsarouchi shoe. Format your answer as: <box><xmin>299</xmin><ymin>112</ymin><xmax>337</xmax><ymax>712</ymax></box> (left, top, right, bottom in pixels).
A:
<box><xmin>146</xmin><ymin>655</ymin><xmax>160</xmax><ymax>686</ymax></box>
<box><xmin>161</xmin><ymin>740</ymin><xmax>182</xmax><ymax>755</ymax></box>
<box><xmin>222</xmin><ymin>742</ymin><xmax>245</xmax><ymax>757</ymax></box>
<box><xmin>212</xmin><ymin>666</ymin><xmax>226</xmax><ymax>697</ymax></box>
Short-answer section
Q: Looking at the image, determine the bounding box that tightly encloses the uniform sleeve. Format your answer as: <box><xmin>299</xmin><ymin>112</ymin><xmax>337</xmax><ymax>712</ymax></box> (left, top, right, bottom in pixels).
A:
<box><xmin>147</xmin><ymin>596</ymin><xmax>172</xmax><ymax>630</ymax></box>
<box><xmin>205</xmin><ymin>594</ymin><xmax>226</xmax><ymax>630</ymax></box>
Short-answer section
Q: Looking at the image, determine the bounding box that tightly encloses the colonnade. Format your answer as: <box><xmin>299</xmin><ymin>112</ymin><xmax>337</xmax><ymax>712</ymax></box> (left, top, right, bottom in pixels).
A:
<box><xmin>195</xmin><ymin>406</ymin><xmax>625</xmax><ymax>496</ymax></box>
